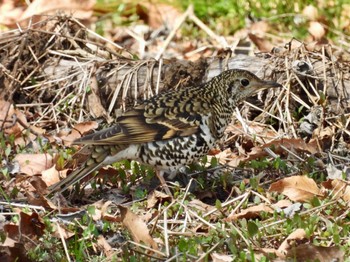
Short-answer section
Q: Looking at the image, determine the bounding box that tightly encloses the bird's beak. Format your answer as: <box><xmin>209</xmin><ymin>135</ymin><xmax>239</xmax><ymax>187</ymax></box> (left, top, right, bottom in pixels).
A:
<box><xmin>254</xmin><ymin>80</ymin><xmax>282</xmax><ymax>92</ymax></box>
<box><xmin>263</xmin><ymin>80</ymin><xmax>283</xmax><ymax>88</ymax></box>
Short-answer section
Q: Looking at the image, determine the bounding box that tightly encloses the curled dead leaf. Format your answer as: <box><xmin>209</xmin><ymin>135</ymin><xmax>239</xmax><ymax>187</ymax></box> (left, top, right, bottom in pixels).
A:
<box><xmin>269</xmin><ymin>175</ymin><xmax>324</xmax><ymax>202</ymax></box>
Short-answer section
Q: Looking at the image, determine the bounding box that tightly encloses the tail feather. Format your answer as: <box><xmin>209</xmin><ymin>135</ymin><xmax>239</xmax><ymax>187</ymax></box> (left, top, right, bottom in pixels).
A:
<box><xmin>47</xmin><ymin>143</ymin><xmax>130</xmax><ymax>195</ymax></box>
<box><xmin>47</xmin><ymin>160</ymin><xmax>103</xmax><ymax>195</ymax></box>
<box><xmin>47</xmin><ymin>145</ymin><xmax>111</xmax><ymax>195</ymax></box>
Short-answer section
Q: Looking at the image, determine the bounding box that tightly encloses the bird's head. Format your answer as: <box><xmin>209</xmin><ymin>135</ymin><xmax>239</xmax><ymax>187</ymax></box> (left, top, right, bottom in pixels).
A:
<box><xmin>216</xmin><ymin>69</ymin><xmax>282</xmax><ymax>105</ymax></box>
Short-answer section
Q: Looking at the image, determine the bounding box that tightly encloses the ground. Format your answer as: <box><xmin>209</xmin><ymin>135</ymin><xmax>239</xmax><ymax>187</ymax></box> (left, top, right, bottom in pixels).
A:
<box><xmin>0</xmin><ymin>1</ymin><xmax>349</xmax><ymax>261</ymax></box>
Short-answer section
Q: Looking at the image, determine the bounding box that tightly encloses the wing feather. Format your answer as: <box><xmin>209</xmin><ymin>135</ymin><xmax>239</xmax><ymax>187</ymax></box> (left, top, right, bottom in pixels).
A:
<box><xmin>73</xmin><ymin>89</ymin><xmax>209</xmax><ymax>146</ymax></box>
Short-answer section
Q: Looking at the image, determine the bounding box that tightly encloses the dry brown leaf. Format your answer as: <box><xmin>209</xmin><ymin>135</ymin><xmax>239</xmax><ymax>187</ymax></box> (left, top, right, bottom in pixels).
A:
<box><xmin>61</xmin><ymin>121</ymin><xmax>98</xmax><ymax>145</ymax></box>
<box><xmin>0</xmin><ymin>100</ymin><xmax>27</xmax><ymax>137</ymax></box>
<box><xmin>97</xmin><ymin>235</ymin><xmax>114</xmax><ymax>257</ymax></box>
<box><xmin>137</xmin><ymin>3</ymin><xmax>181</xmax><ymax>29</ymax></box>
<box><xmin>188</xmin><ymin>199</ymin><xmax>217</xmax><ymax>214</ymax></box>
<box><xmin>211</xmin><ymin>252</ymin><xmax>232</xmax><ymax>262</ymax></box>
<box><xmin>41</xmin><ymin>164</ymin><xmax>66</xmax><ymax>187</ymax></box>
<box><xmin>52</xmin><ymin>224</ymin><xmax>75</xmax><ymax>239</ymax></box>
<box><xmin>119</xmin><ymin>206</ymin><xmax>158</xmax><ymax>250</ymax></box>
<box><xmin>88</xmin><ymin>77</ymin><xmax>108</xmax><ymax>119</ymax></box>
<box><xmin>269</xmin><ymin>176</ymin><xmax>324</xmax><ymax>202</ymax></box>
<box><xmin>27</xmin><ymin>176</ymin><xmax>48</xmax><ymax>192</ymax></box>
<box><xmin>19</xmin><ymin>0</ymin><xmax>95</xmax><ymax>23</ymax></box>
<box><xmin>19</xmin><ymin>212</ymin><xmax>45</xmax><ymax>238</ymax></box>
<box><xmin>0</xmin><ymin>237</ymin><xmax>28</xmax><ymax>262</ymax></box>
<box><xmin>286</xmin><ymin>244</ymin><xmax>344</xmax><ymax>261</ymax></box>
<box><xmin>226</xmin><ymin>203</ymin><xmax>273</xmax><ymax>221</ymax></box>
<box><xmin>248</xmin><ymin>33</ymin><xmax>274</xmax><ymax>52</ymax></box>
<box><xmin>227</xmin><ymin>138</ymin><xmax>320</xmax><ymax>167</ymax></box>
<box><xmin>3</xmin><ymin>224</ymin><xmax>20</xmax><ymax>241</ymax></box>
<box><xmin>1</xmin><ymin>235</ymin><xmax>17</xmax><ymax>247</ymax></box>
<box><xmin>277</xmin><ymin>228</ymin><xmax>307</xmax><ymax>255</ymax></box>
<box><xmin>248</xmin><ymin>21</ymin><xmax>274</xmax><ymax>52</ymax></box>
<box><xmin>0</xmin><ymin>0</ymin><xmax>23</xmax><ymax>26</ymax></box>
<box><xmin>322</xmin><ymin>179</ymin><xmax>350</xmax><ymax>203</ymax></box>
<box><xmin>273</xmin><ymin>199</ymin><xmax>293</xmax><ymax>208</ymax></box>
<box><xmin>3</xmin><ymin>211</ymin><xmax>46</xmax><ymax>253</ymax></box>
<box><xmin>252</xmin><ymin>247</ymin><xmax>284</xmax><ymax>259</ymax></box>
<box><xmin>26</xmin><ymin>191</ymin><xmax>57</xmax><ymax>210</ymax></box>
<box><xmin>14</xmin><ymin>153</ymin><xmax>54</xmax><ymax>176</ymax></box>
<box><xmin>302</xmin><ymin>5</ymin><xmax>319</xmax><ymax>20</ymax></box>
<box><xmin>227</xmin><ymin>200</ymin><xmax>292</xmax><ymax>221</ymax></box>
<box><xmin>308</xmin><ymin>21</ymin><xmax>326</xmax><ymax>40</ymax></box>
<box><xmin>316</xmin><ymin>126</ymin><xmax>334</xmax><ymax>139</ymax></box>
<box><xmin>225</xmin><ymin>122</ymin><xmax>278</xmax><ymax>139</ymax></box>
<box><xmin>147</xmin><ymin>190</ymin><xmax>172</xmax><ymax>209</ymax></box>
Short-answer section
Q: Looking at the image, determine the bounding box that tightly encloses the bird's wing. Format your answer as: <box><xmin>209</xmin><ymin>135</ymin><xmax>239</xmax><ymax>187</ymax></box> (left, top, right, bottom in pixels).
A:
<box><xmin>73</xmin><ymin>94</ymin><xmax>208</xmax><ymax>146</ymax></box>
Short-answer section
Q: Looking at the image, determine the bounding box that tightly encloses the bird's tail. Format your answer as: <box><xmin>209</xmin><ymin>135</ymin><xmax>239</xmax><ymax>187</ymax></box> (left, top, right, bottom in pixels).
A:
<box><xmin>47</xmin><ymin>145</ymin><xmax>110</xmax><ymax>195</ymax></box>
<box><xmin>47</xmin><ymin>159</ymin><xmax>104</xmax><ymax>195</ymax></box>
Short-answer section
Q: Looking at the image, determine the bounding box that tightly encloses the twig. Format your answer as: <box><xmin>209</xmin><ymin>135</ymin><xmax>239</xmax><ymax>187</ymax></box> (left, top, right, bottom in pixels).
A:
<box><xmin>155</xmin><ymin>5</ymin><xmax>193</xmax><ymax>60</ymax></box>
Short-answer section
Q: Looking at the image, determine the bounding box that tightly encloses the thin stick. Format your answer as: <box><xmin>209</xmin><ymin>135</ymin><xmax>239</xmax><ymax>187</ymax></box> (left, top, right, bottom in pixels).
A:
<box><xmin>155</xmin><ymin>5</ymin><xmax>192</xmax><ymax>60</ymax></box>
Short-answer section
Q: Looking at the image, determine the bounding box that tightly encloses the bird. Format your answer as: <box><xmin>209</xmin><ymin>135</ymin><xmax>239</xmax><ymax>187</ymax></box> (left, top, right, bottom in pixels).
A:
<box><xmin>48</xmin><ymin>69</ymin><xmax>282</xmax><ymax>195</ymax></box>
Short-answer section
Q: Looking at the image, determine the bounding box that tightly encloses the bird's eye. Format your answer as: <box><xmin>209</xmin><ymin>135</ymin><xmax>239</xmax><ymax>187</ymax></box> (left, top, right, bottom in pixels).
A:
<box><xmin>241</xmin><ymin>79</ymin><xmax>250</xmax><ymax>87</ymax></box>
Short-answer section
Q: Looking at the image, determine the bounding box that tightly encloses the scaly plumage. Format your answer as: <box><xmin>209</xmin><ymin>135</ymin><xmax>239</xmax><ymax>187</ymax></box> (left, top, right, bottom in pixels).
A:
<box><xmin>48</xmin><ymin>69</ymin><xmax>281</xmax><ymax>194</ymax></box>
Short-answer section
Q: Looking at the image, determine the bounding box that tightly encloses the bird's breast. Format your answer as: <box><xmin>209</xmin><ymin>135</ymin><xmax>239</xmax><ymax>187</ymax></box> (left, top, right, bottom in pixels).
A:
<box><xmin>138</xmin><ymin>124</ymin><xmax>217</xmax><ymax>171</ymax></box>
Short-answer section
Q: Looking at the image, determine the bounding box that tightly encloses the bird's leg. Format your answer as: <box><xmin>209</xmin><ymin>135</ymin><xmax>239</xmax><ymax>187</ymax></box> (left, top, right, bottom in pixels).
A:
<box><xmin>156</xmin><ymin>170</ymin><xmax>172</xmax><ymax>197</ymax></box>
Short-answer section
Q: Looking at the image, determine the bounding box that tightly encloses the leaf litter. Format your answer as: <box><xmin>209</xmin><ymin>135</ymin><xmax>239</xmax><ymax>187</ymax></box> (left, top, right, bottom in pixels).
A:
<box><xmin>0</xmin><ymin>6</ymin><xmax>349</xmax><ymax>261</ymax></box>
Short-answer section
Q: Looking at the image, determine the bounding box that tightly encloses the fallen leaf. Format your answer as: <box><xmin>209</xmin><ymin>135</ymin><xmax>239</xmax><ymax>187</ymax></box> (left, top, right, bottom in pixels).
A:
<box><xmin>269</xmin><ymin>176</ymin><xmax>324</xmax><ymax>202</ymax></box>
<box><xmin>277</xmin><ymin>228</ymin><xmax>307</xmax><ymax>255</ymax></box>
<box><xmin>41</xmin><ymin>165</ymin><xmax>68</xmax><ymax>187</ymax></box>
<box><xmin>226</xmin><ymin>203</ymin><xmax>273</xmax><ymax>221</ymax></box>
<box><xmin>52</xmin><ymin>223</ymin><xmax>75</xmax><ymax>239</ymax></box>
<box><xmin>286</xmin><ymin>244</ymin><xmax>344</xmax><ymax>261</ymax></box>
<box><xmin>302</xmin><ymin>5</ymin><xmax>319</xmax><ymax>21</ymax></box>
<box><xmin>119</xmin><ymin>206</ymin><xmax>158</xmax><ymax>250</ymax></box>
<box><xmin>322</xmin><ymin>179</ymin><xmax>350</xmax><ymax>203</ymax></box>
<box><xmin>226</xmin><ymin>200</ymin><xmax>292</xmax><ymax>221</ymax></box>
<box><xmin>97</xmin><ymin>235</ymin><xmax>114</xmax><ymax>257</ymax></box>
<box><xmin>136</xmin><ymin>3</ymin><xmax>181</xmax><ymax>29</ymax></box>
<box><xmin>308</xmin><ymin>21</ymin><xmax>326</xmax><ymax>40</ymax></box>
<box><xmin>248</xmin><ymin>21</ymin><xmax>274</xmax><ymax>52</ymax></box>
<box><xmin>26</xmin><ymin>191</ymin><xmax>57</xmax><ymax>210</ymax></box>
<box><xmin>326</xmin><ymin>164</ymin><xmax>345</xmax><ymax>180</ymax></box>
<box><xmin>19</xmin><ymin>0</ymin><xmax>95</xmax><ymax>24</ymax></box>
<box><xmin>253</xmin><ymin>247</ymin><xmax>285</xmax><ymax>259</ymax></box>
<box><xmin>188</xmin><ymin>199</ymin><xmax>217</xmax><ymax>214</ymax></box>
<box><xmin>14</xmin><ymin>153</ymin><xmax>54</xmax><ymax>176</ymax></box>
<box><xmin>227</xmin><ymin>138</ymin><xmax>320</xmax><ymax>167</ymax></box>
<box><xmin>147</xmin><ymin>190</ymin><xmax>172</xmax><ymax>209</ymax></box>
<box><xmin>0</xmin><ymin>100</ymin><xmax>26</xmax><ymax>137</ymax></box>
<box><xmin>211</xmin><ymin>252</ymin><xmax>233</xmax><ymax>262</ymax></box>
<box><xmin>19</xmin><ymin>212</ymin><xmax>45</xmax><ymax>238</ymax></box>
<box><xmin>88</xmin><ymin>77</ymin><xmax>108</xmax><ymax>119</ymax></box>
<box><xmin>61</xmin><ymin>121</ymin><xmax>98</xmax><ymax>145</ymax></box>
